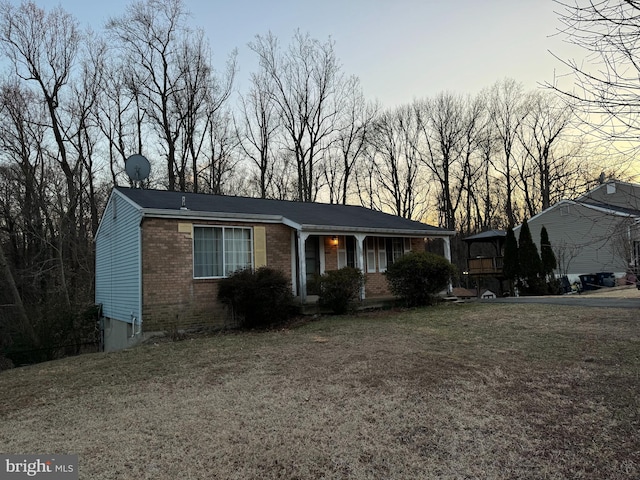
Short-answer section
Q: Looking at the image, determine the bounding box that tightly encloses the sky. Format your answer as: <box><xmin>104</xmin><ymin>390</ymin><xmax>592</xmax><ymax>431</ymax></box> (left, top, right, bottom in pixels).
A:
<box><xmin>23</xmin><ymin>0</ymin><xmax>583</xmax><ymax>108</ymax></box>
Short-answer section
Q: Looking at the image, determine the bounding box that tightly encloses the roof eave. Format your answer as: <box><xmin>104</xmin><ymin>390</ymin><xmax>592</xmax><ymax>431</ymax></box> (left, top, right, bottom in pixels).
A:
<box><xmin>300</xmin><ymin>224</ymin><xmax>456</xmax><ymax>237</ymax></box>
<box><xmin>139</xmin><ymin>208</ymin><xmax>285</xmax><ymax>223</ymax></box>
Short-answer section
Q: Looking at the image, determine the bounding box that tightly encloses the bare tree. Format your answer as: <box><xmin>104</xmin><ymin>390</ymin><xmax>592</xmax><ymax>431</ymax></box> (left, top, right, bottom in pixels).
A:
<box><xmin>107</xmin><ymin>0</ymin><xmax>192</xmax><ymax>191</ymax></box>
<box><xmin>200</xmin><ymin>109</ymin><xmax>241</xmax><ymax>195</ymax></box>
<box><xmin>0</xmin><ymin>0</ymin><xmax>85</xmax><ymax>308</ymax></box>
<box><xmin>474</xmin><ymin>122</ymin><xmax>502</xmax><ymax>229</ymax></box>
<box><xmin>456</xmin><ymin>94</ymin><xmax>486</xmax><ymax>235</ymax></box>
<box><xmin>323</xmin><ymin>78</ymin><xmax>377</xmax><ymax>204</ymax></box>
<box><xmin>249</xmin><ymin>31</ymin><xmax>344</xmax><ymax>202</ymax></box>
<box><xmin>552</xmin><ymin>0</ymin><xmax>640</xmax><ymax>143</ymax></box>
<box><xmin>415</xmin><ymin>93</ymin><xmax>467</xmax><ymax>230</ymax></box>
<box><xmin>176</xmin><ymin>32</ymin><xmax>236</xmax><ymax>193</ymax></box>
<box><xmin>94</xmin><ymin>55</ymin><xmax>141</xmax><ymax>186</ymax></box>
<box><xmin>488</xmin><ymin>79</ymin><xmax>525</xmax><ymax>227</ymax></box>
<box><xmin>516</xmin><ymin>90</ymin><xmax>582</xmax><ymax>216</ymax></box>
<box><xmin>236</xmin><ymin>70</ymin><xmax>280</xmax><ymax>198</ymax></box>
<box><xmin>366</xmin><ymin>105</ymin><xmax>429</xmax><ymax>220</ymax></box>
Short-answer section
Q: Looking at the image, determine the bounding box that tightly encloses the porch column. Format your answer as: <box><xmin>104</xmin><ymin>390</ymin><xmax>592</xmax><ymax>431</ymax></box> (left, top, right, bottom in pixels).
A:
<box><xmin>443</xmin><ymin>236</ymin><xmax>453</xmax><ymax>293</ymax></box>
<box><xmin>355</xmin><ymin>234</ymin><xmax>367</xmax><ymax>300</ymax></box>
<box><xmin>297</xmin><ymin>232</ymin><xmax>310</xmax><ymax>302</ymax></box>
<box><xmin>443</xmin><ymin>236</ymin><xmax>452</xmax><ymax>262</ymax></box>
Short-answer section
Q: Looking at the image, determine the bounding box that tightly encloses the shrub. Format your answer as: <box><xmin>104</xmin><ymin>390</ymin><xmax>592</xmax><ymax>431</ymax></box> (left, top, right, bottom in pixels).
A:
<box><xmin>217</xmin><ymin>267</ymin><xmax>296</xmax><ymax>328</ymax></box>
<box><xmin>385</xmin><ymin>252</ymin><xmax>456</xmax><ymax>307</ymax></box>
<box><xmin>318</xmin><ymin>267</ymin><xmax>365</xmax><ymax>314</ymax></box>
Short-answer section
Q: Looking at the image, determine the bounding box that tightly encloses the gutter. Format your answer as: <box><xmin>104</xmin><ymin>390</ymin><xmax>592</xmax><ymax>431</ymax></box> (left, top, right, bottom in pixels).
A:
<box><xmin>137</xmin><ymin>208</ymin><xmax>454</xmax><ymax>237</ymax></box>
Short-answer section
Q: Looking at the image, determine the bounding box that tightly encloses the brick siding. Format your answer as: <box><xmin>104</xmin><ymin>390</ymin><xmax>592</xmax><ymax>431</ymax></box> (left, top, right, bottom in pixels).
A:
<box><xmin>141</xmin><ymin>220</ymin><xmax>430</xmax><ymax>331</ymax></box>
<box><xmin>141</xmin><ymin>218</ymin><xmax>293</xmax><ymax>332</ymax></box>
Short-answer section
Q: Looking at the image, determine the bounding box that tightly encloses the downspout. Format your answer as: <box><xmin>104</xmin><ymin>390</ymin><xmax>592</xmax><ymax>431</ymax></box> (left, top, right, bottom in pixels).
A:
<box><xmin>137</xmin><ymin>215</ymin><xmax>144</xmax><ymax>338</ymax></box>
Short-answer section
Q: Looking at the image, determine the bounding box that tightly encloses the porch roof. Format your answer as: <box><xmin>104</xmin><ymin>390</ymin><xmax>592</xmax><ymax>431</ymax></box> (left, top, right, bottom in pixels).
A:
<box><xmin>114</xmin><ymin>187</ymin><xmax>455</xmax><ymax>237</ymax></box>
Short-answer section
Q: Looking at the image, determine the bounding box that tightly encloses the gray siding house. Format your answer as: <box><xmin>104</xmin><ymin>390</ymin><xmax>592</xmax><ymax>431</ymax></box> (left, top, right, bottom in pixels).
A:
<box><xmin>514</xmin><ymin>180</ymin><xmax>640</xmax><ymax>282</ymax></box>
<box><xmin>95</xmin><ymin>188</ymin><xmax>455</xmax><ymax>352</ymax></box>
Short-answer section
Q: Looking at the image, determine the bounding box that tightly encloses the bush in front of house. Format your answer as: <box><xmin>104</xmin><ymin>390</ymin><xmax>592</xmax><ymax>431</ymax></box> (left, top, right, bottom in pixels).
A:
<box><xmin>385</xmin><ymin>251</ymin><xmax>456</xmax><ymax>307</ymax></box>
<box><xmin>217</xmin><ymin>267</ymin><xmax>296</xmax><ymax>328</ymax></box>
<box><xmin>318</xmin><ymin>266</ymin><xmax>365</xmax><ymax>314</ymax></box>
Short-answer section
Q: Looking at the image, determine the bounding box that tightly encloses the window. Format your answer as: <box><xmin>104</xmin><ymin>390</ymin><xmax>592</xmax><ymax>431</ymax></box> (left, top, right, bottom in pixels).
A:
<box><xmin>337</xmin><ymin>236</ymin><xmax>356</xmax><ymax>268</ymax></box>
<box><xmin>386</xmin><ymin>238</ymin><xmax>405</xmax><ymax>266</ymax></box>
<box><xmin>193</xmin><ymin>226</ymin><xmax>252</xmax><ymax>278</ymax></box>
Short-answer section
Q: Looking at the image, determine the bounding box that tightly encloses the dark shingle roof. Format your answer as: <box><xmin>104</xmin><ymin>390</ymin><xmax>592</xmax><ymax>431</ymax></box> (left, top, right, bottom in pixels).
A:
<box><xmin>115</xmin><ymin>187</ymin><xmax>453</xmax><ymax>235</ymax></box>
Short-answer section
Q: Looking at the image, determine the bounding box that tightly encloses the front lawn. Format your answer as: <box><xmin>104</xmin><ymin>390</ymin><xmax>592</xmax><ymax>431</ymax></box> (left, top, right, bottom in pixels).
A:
<box><xmin>1</xmin><ymin>303</ymin><xmax>638</xmax><ymax>479</ymax></box>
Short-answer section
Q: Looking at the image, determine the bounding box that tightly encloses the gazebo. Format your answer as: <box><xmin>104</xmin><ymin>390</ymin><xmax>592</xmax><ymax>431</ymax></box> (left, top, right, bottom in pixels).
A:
<box><xmin>463</xmin><ymin>230</ymin><xmax>507</xmax><ymax>295</ymax></box>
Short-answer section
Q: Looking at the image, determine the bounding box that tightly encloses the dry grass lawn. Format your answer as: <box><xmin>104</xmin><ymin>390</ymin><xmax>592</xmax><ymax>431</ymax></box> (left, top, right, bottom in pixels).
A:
<box><xmin>0</xmin><ymin>303</ymin><xmax>638</xmax><ymax>479</ymax></box>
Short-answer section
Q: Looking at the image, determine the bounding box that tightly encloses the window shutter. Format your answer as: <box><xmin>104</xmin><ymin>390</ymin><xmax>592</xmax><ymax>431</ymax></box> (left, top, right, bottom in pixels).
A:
<box><xmin>378</xmin><ymin>238</ymin><xmax>387</xmax><ymax>272</ymax></box>
<box><xmin>253</xmin><ymin>226</ymin><xmax>267</xmax><ymax>268</ymax></box>
<box><xmin>366</xmin><ymin>237</ymin><xmax>376</xmax><ymax>273</ymax></box>
<box><xmin>337</xmin><ymin>236</ymin><xmax>347</xmax><ymax>269</ymax></box>
<box><xmin>404</xmin><ymin>238</ymin><xmax>411</xmax><ymax>253</ymax></box>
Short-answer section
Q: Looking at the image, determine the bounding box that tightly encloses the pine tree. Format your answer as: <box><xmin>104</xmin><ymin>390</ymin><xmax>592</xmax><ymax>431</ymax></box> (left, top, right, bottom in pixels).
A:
<box><xmin>503</xmin><ymin>227</ymin><xmax>519</xmax><ymax>292</ymax></box>
<box><xmin>540</xmin><ymin>226</ymin><xmax>557</xmax><ymax>278</ymax></box>
<box><xmin>518</xmin><ymin>218</ymin><xmax>543</xmax><ymax>293</ymax></box>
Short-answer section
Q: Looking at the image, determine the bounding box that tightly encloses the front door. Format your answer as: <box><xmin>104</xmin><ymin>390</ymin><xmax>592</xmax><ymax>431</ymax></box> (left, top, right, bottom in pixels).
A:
<box><xmin>305</xmin><ymin>236</ymin><xmax>320</xmax><ymax>295</ymax></box>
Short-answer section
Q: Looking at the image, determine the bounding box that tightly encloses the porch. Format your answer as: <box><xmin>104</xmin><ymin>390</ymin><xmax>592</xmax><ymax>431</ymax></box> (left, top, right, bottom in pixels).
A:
<box><xmin>298</xmin><ymin>294</ymin><xmax>397</xmax><ymax>315</ymax></box>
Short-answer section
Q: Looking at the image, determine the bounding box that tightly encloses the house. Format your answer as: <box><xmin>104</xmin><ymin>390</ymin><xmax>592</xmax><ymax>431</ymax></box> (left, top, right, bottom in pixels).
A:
<box><xmin>513</xmin><ymin>180</ymin><xmax>640</xmax><ymax>283</ymax></box>
<box><xmin>95</xmin><ymin>187</ymin><xmax>456</xmax><ymax>351</ymax></box>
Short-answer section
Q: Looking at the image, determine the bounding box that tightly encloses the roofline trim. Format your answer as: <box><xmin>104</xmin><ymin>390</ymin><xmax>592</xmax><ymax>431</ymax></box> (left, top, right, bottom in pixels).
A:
<box><xmin>300</xmin><ymin>224</ymin><xmax>456</xmax><ymax>236</ymax></box>
<box><xmin>140</xmin><ymin>208</ymin><xmax>288</xmax><ymax>224</ymax></box>
<box><xmin>514</xmin><ymin>198</ymin><xmax>638</xmax><ymax>231</ymax></box>
<box><xmin>134</xmin><ymin>209</ymin><xmax>453</xmax><ymax>236</ymax></box>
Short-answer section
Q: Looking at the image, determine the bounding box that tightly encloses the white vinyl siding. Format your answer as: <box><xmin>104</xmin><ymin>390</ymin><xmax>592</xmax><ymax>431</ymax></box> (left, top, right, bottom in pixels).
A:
<box><xmin>95</xmin><ymin>192</ymin><xmax>142</xmax><ymax>324</ymax></box>
<box><xmin>194</xmin><ymin>226</ymin><xmax>253</xmax><ymax>278</ymax></box>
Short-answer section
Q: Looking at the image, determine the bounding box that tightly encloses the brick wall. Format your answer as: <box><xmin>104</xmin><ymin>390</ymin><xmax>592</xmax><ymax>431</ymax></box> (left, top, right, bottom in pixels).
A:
<box><xmin>324</xmin><ymin>236</ymin><xmax>338</xmax><ymax>270</ymax></box>
<box><xmin>141</xmin><ymin>223</ymin><xmax>435</xmax><ymax>329</ymax></box>
<box><xmin>141</xmin><ymin>218</ymin><xmax>293</xmax><ymax>332</ymax></box>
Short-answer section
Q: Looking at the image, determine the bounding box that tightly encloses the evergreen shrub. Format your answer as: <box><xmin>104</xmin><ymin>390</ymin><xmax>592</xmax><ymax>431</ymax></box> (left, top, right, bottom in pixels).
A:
<box><xmin>217</xmin><ymin>267</ymin><xmax>296</xmax><ymax>328</ymax></box>
<box><xmin>385</xmin><ymin>252</ymin><xmax>456</xmax><ymax>307</ymax></box>
<box><xmin>318</xmin><ymin>267</ymin><xmax>364</xmax><ymax>314</ymax></box>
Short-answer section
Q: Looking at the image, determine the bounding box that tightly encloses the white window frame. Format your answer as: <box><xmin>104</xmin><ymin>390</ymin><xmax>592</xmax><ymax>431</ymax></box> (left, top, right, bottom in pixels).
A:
<box><xmin>193</xmin><ymin>225</ymin><xmax>253</xmax><ymax>279</ymax></box>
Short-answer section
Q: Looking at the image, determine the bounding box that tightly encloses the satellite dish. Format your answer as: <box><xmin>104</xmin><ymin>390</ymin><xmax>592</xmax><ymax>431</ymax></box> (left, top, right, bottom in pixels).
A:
<box><xmin>125</xmin><ymin>154</ymin><xmax>151</xmax><ymax>186</ymax></box>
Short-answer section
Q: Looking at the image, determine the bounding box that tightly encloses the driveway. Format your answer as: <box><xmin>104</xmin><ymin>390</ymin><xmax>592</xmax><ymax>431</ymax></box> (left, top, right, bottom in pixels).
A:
<box><xmin>481</xmin><ymin>286</ymin><xmax>640</xmax><ymax>309</ymax></box>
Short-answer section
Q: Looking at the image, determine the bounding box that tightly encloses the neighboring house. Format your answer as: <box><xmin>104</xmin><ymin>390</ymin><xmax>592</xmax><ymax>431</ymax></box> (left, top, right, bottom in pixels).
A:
<box><xmin>514</xmin><ymin>180</ymin><xmax>640</xmax><ymax>283</ymax></box>
<box><xmin>95</xmin><ymin>187</ymin><xmax>456</xmax><ymax>351</ymax></box>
